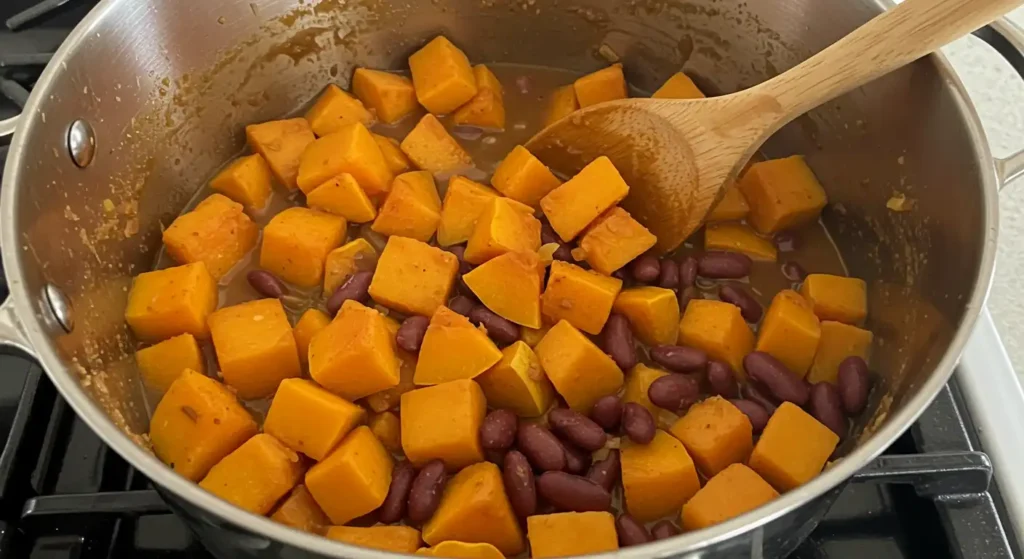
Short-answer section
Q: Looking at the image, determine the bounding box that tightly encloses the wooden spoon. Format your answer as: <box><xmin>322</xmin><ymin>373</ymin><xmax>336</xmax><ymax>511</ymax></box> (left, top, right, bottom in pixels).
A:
<box><xmin>526</xmin><ymin>0</ymin><xmax>1022</xmax><ymax>252</ymax></box>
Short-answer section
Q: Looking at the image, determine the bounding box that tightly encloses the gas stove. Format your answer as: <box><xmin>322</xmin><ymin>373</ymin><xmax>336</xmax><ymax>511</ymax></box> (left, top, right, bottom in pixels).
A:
<box><xmin>0</xmin><ymin>1</ymin><xmax>1023</xmax><ymax>558</ymax></box>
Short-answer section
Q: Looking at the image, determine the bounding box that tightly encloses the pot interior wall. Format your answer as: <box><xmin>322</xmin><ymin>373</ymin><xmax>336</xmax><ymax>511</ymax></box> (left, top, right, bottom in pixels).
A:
<box><xmin>6</xmin><ymin>0</ymin><xmax>985</xmax><ymax>450</ymax></box>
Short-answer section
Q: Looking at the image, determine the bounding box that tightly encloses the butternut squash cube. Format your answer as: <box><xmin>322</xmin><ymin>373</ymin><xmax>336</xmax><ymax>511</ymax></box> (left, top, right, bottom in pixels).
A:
<box><xmin>415</xmin><ymin>306</ymin><xmax>503</xmax><ymax>385</ymax></box>
<box><xmin>541</xmin><ymin>261</ymin><xmax>622</xmax><ymax>335</ymax></box>
<box><xmin>135</xmin><ymin>333</ymin><xmax>205</xmax><ymax>395</ymax></box>
<box><xmin>294</xmin><ymin>309</ymin><xmax>330</xmax><ymax>366</ymax></box>
<box><xmin>706</xmin><ymin>184</ymin><xmax>750</xmax><ymax>222</ymax></box>
<box><xmin>573</xmin><ymin>64</ymin><xmax>628</xmax><ymax>108</ymax></box>
<box><xmin>534</xmin><ymin>320</ymin><xmax>623</xmax><ymax>412</ymax></box>
<box><xmin>125</xmin><ymin>262</ymin><xmax>218</xmax><ymax>342</ymax></box>
<box><xmin>162</xmin><ymin>194</ymin><xmax>259</xmax><ymax>279</ymax></box>
<box><xmin>749</xmin><ymin>402</ymin><xmax>839</xmax><ymax>491</ymax></box>
<box><xmin>579</xmin><ymin>207</ymin><xmax>657</xmax><ymax>274</ymax></box>
<box><xmin>305</xmin><ymin>84</ymin><xmax>374</xmax><ymax>137</ymax></box>
<box><xmin>491</xmin><ymin>146</ymin><xmax>562</xmax><ymax>207</ymax></box>
<box><xmin>543</xmin><ymin>85</ymin><xmax>579</xmax><ymax>127</ymax></box>
<box><xmin>368</xmin><ymin>411</ymin><xmax>402</xmax><ymax>453</ymax></box>
<box><xmin>409</xmin><ymin>36</ymin><xmax>478</xmax><ymax>115</ymax></box>
<box><xmin>369</xmin><ymin>236</ymin><xmax>459</xmax><ymax>316</ymax></box>
<box><xmin>309</xmin><ymin>300</ymin><xmax>399</xmax><ymax>401</ymax></box>
<box><xmin>652</xmin><ymin>72</ymin><xmax>705</xmax><ymax>99</ymax></box>
<box><xmin>463</xmin><ymin>251</ymin><xmax>545</xmax><ymax>328</ymax></box>
<box><xmin>670</xmin><ymin>396</ymin><xmax>753</xmax><ymax>477</ymax></box>
<box><xmin>756</xmin><ymin>289</ymin><xmax>822</xmax><ymax>378</ymax></box>
<box><xmin>705</xmin><ymin>222</ymin><xmax>778</xmax><ymax>262</ymax></box>
<box><xmin>296</xmin><ymin>122</ymin><xmax>394</xmax><ymax>195</ymax></box>
<box><xmin>326</xmin><ymin>525</ymin><xmax>422</xmax><ymax>553</ymax></box>
<box><xmin>306</xmin><ymin>172</ymin><xmax>377</xmax><ymax>223</ymax></box>
<box><xmin>245</xmin><ymin>118</ymin><xmax>316</xmax><ymax>190</ymax></box>
<box><xmin>437</xmin><ymin>176</ymin><xmax>500</xmax><ymax>247</ymax></box>
<box><xmin>622</xmin><ymin>363</ymin><xmax>670</xmax><ymax>416</ymax></box>
<box><xmin>681</xmin><ymin>463</ymin><xmax>778</xmax><ymax>530</ymax></box>
<box><xmin>527</xmin><ymin>512</ymin><xmax>618</xmax><ymax>558</ymax></box>
<box><xmin>208</xmin><ymin>298</ymin><xmax>302</xmax><ymax>399</ymax></box>
<box><xmin>199</xmin><ymin>434</ymin><xmax>304</xmax><ymax>515</ymax></box>
<box><xmin>365</xmin><ymin>346</ymin><xmax>417</xmax><ymax>412</ymax></box>
<box><xmin>149</xmin><ymin>370</ymin><xmax>257</xmax><ymax>481</ymax></box>
<box><xmin>519</xmin><ymin>325</ymin><xmax>550</xmax><ymax>348</ymax></box>
<box><xmin>264</xmin><ymin>378</ymin><xmax>366</xmax><ymax>461</ymax></box>
<box><xmin>808</xmin><ymin>321</ymin><xmax>874</xmax><ymax>384</ymax></box>
<box><xmin>540</xmin><ymin>156</ymin><xmax>630</xmax><ymax>242</ymax></box>
<box><xmin>476</xmin><ymin>341</ymin><xmax>555</xmax><ymax>417</ymax></box>
<box><xmin>621</xmin><ymin>430</ymin><xmax>701</xmax><ymax>521</ymax></box>
<box><xmin>401</xmin><ymin>379</ymin><xmax>487</xmax><ymax>469</ymax></box>
<box><xmin>464</xmin><ymin>198</ymin><xmax>542</xmax><ymax>265</ymax></box>
<box><xmin>678</xmin><ymin>299</ymin><xmax>754</xmax><ymax>377</ymax></box>
<box><xmin>270</xmin><ymin>485</ymin><xmax>329</xmax><ymax>533</ymax></box>
<box><xmin>417</xmin><ymin>541</ymin><xmax>504</xmax><ymax>559</ymax></box>
<box><xmin>209</xmin><ymin>154</ymin><xmax>273</xmax><ymax>210</ymax></box>
<box><xmin>801</xmin><ymin>273</ymin><xmax>869</xmax><ymax>325</ymax></box>
<box><xmin>422</xmin><ymin>462</ymin><xmax>524</xmax><ymax>555</ymax></box>
<box><xmin>612</xmin><ymin>287</ymin><xmax>680</xmax><ymax>346</ymax></box>
<box><xmin>260</xmin><ymin>207</ymin><xmax>347</xmax><ymax>288</ymax></box>
<box><xmin>371</xmin><ymin>171</ymin><xmax>442</xmax><ymax>242</ymax></box>
<box><xmin>323</xmin><ymin>238</ymin><xmax>378</xmax><ymax>295</ymax></box>
<box><xmin>373</xmin><ymin>133</ymin><xmax>413</xmax><ymax>174</ymax></box>
<box><xmin>453</xmin><ymin>64</ymin><xmax>506</xmax><ymax>130</ymax></box>
<box><xmin>305</xmin><ymin>426</ymin><xmax>394</xmax><ymax>525</ymax></box>
<box><xmin>737</xmin><ymin>156</ymin><xmax>828</xmax><ymax>234</ymax></box>
<box><xmin>401</xmin><ymin>114</ymin><xmax>474</xmax><ymax>174</ymax></box>
<box><xmin>352</xmin><ymin>68</ymin><xmax>420</xmax><ymax>124</ymax></box>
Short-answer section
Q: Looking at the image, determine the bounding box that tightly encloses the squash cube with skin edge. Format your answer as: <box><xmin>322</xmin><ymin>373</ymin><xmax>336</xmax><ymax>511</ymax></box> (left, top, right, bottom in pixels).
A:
<box><xmin>401</xmin><ymin>380</ymin><xmax>487</xmax><ymax>469</ymax></box>
<box><xmin>304</xmin><ymin>84</ymin><xmax>374</xmax><ymax>137</ymax></box>
<box><xmin>371</xmin><ymin>171</ymin><xmax>442</xmax><ymax>242</ymax></box>
<box><xmin>534</xmin><ymin>320</ymin><xmax>624</xmax><ymax>412</ymax></box>
<box><xmin>293</xmin><ymin>309</ymin><xmax>330</xmax><ymax>366</ymax></box>
<box><xmin>401</xmin><ymin>114</ymin><xmax>474</xmax><ymax>174</ymax></box>
<box><xmin>437</xmin><ymin>176</ymin><xmax>500</xmax><ymax>247</ymax></box>
<box><xmin>199</xmin><ymin>434</ymin><xmax>305</xmax><ymax>516</ymax></box>
<box><xmin>409</xmin><ymin>36</ymin><xmax>478</xmax><ymax>115</ymax></box>
<box><xmin>705</xmin><ymin>222</ymin><xmax>778</xmax><ymax>262</ymax></box>
<box><xmin>756</xmin><ymin>290</ymin><xmax>822</xmax><ymax>378</ymax></box>
<box><xmin>368</xmin><ymin>411</ymin><xmax>402</xmax><ymax>453</ymax></box>
<box><xmin>463</xmin><ymin>251</ymin><xmax>545</xmax><ymax>328</ymax></box>
<box><xmin>135</xmin><ymin>333</ymin><xmax>205</xmax><ymax>396</ymax></box>
<box><xmin>263</xmin><ymin>378</ymin><xmax>366</xmax><ymax>461</ymax></box>
<box><xmin>706</xmin><ymin>184</ymin><xmax>750</xmax><ymax>222</ymax></box>
<box><xmin>652</xmin><ymin>72</ymin><xmax>706</xmax><ymax>100</ymax></box>
<box><xmin>737</xmin><ymin>155</ymin><xmax>828</xmax><ymax>234</ymax></box>
<box><xmin>464</xmin><ymin>198</ymin><xmax>542</xmax><ymax>265</ymax></box>
<box><xmin>352</xmin><ymin>68</ymin><xmax>420</xmax><ymax>124</ymax></box>
<box><xmin>373</xmin><ymin>133</ymin><xmax>413</xmax><ymax>174</ymax></box>
<box><xmin>453</xmin><ymin>64</ymin><xmax>506</xmax><ymax>130</ymax></box>
<box><xmin>541</xmin><ymin>261</ymin><xmax>622</xmax><ymax>335</ymax></box>
<box><xmin>527</xmin><ymin>512</ymin><xmax>618</xmax><ymax>559</ymax></box>
<box><xmin>125</xmin><ymin>262</ymin><xmax>218</xmax><ymax>343</ymax></box>
<box><xmin>678</xmin><ymin>299</ymin><xmax>754</xmax><ymax>378</ymax></box>
<box><xmin>422</xmin><ymin>462</ymin><xmax>524</xmax><ymax>555</ymax></box>
<box><xmin>323</xmin><ymin>238</ymin><xmax>378</xmax><ymax>295</ymax></box>
<box><xmin>543</xmin><ymin>85</ymin><xmax>579</xmax><ymax>127</ymax></box>
<box><xmin>369</xmin><ymin>236</ymin><xmax>459</xmax><ymax>317</ymax></box>
<box><xmin>162</xmin><ymin>194</ymin><xmax>259</xmax><ymax>280</ymax></box>
<box><xmin>245</xmin><ymin>118</ymin><xmax>315</xmax><ymax>190</ymax></box>
<box><xmin>808</xmin><ymin>321</ymin><xmax>874</xmax><ymax>384</ymax></box>
<box><xmin>670</xmin><ymin>396</ymin><xmax>753</xmax><ymax>477</ymax></box>
<box><xmin>270</xmin><ymin>485</ymin><xmax>329</xmax><ymax>534</ymax></box>
<box><xmin>681</xmin><ymin>463</ymin><xmax>779</xmax><ymax>531</ymax></box>
<box><xmin>621</xmin><ymin>430</ymin><xmax>701</xmax><ymax>521</ymax></box>
<box><xmin>801</xmin><ymin>273</ymin><xmax>869</xmax><ymax>325</ymax></box>
<box><xmin>208</xmin><ymin>298</ymin><xmax>301</xmax><ymax>400</ymax></box>
<box><xmin>579</xmin><ymin>207</ymin><xmax>658</xmax><ymax>275</ymax></box>
<box><xmin>417</xmin><ymin>541</ymin><xmax>504</xmax><ymax>559</ymax></box>
<box><xmin>260</xmin><ymin>207</ymin><xmax>347</xmax><ymax>288</ymax></box>
<box><xmin>749</xmin><ymin>402</ymin><xmax>840</xmax><ymax>492</ymax></box>
<box><xmin>209</xmin><ymin>153</ymin><xmax>273</xmax><ymax>210</ymax></box>
<box><xmin>476</xmin><ymin>341</ymin><xmax>555</xmax><ymax>417</ymax></box>
<box><xmin>622</xmin><ymin>363</ymin><xmax>670</xmax><ymax>417</ymax></box>
<box><xmin>491</xmin><ymin>146</ymin><xmax>562</xmax><ymax>207</ymax></box>
<box><xmin>296</xmin><ymin>122</ymin><xmax>394</xmax><ymax>195</ymax></box>
<box><xmin>573</xmin><ymin>64</ymin><xmax>628</xmax><ymax>108</ymax></box>
<box><xmin>309</xmin><ymin>300</ymin><xmax>399</xmax><ymax>401</ymax></box>
<box><xmin>414</xmin><ymin>306</ymin><xmax>503</xmax><ymax>385</ymax></box>
<box><xmin>326</xmin><ymin>526</ymin><xmax>422</xmax><ymax>553</ymax></box>
<box><xmin>306</xmin><ymin>173</ymin><xmax>377</xmax><ymax>224</ymax></box>
<box><xmin>612</xmin><ymin>287</ymin><xmax>680</xmax><ymax>346</ymax></box>
<box><xmin>541</xmin><ymin>156</ymin><xmax>630</xmax><ymax>242</ymax></box>
<box><xmin>305</xmin><ymin>426</ymin><xmax>394</xmax><ymax>525</ymax></box>
<box><xmin>149</xmin><ymin>370</ymin><xmax>257</xmax><ymax>481</ymax></box>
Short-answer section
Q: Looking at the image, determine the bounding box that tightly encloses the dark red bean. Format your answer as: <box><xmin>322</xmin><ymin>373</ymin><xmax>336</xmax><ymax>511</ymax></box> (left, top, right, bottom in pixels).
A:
<box><xmin>742</xmin><ymin>382</ymin><xmax>779</xmax><ymax>415</ymax></box>
<box><xmin>729</xmin><ymin>398</ymin><xmax>770</xmax><ymax>433</ymax></box>
<box><xmin>586</xmin><ymin>450</ymin><xmax>620</xmax><ymax>491</ymax></box>
<box><xmin>616</xmin><ymin>514</ymin><xmax>652</xmax><ymax>546</ymax></box>
<box><xmin>719</xmin><ymin>284</ymin><xmax>763</xmax><ymax>323</ymax></box>
<box><xmin>407</xmin><ymin>459</ymin><xmax>447</xmax><ymax>524</ymax></box>
<box><xmin>469</xmin><ymin>306</ymin><xmax>520</xmax><ymax>345</ymax></box>
<box><xmin>247</xmin><ymin>270</ymin><xmax>287</xmax><ymax>298</ymax></box>
<box><xmin>590</xmin><ymin>395</ymin><xmax>622</xmax><ymax>431</ymax></box>
<box><xmin>517</xmin><ymin>423</ymin><xmax>567</xmax><ymax>472</ymax></box>
<box><xmin>378</xmin><ymin>462</ymin><xmax>415</xmax><ymax>523</ymax></box>
<box><xmin>541</xmin><ymin>223</ymin><xmax>573</xmax><ymax>262</ymax></box>
<box><xmin>658</xmin><ymin>259</ymin><xmax>680</xmax><ymax>289</ymax></box>
<box><xmin>698</xmin><ymin>251</ymin><xmax>752</xmax><ymax>279</ymax></box>
<box><xmin>810</xmin><ymin>382</ymin><xmax>847</xmax><ymax>438</ymax></box>
<box><xmin>480</xmin><ymin>409</ymin><xmax>518</xmax><ymax>450</ymax></box>
<box><xmin>630</xmin><ymin>254</ymin><xmax>661</xmax><ymax>283</ymax></box>
<box><xmin>537</xmin><ymin>472</ymin><xmax>611</xmax><ymax>512</ymax></box>
<box><xmin>837</xmin><ymin>356</ymin><xmax>871</xmax><ymax>415</ymax></box>
<box><xmin>446</xmin><ymin>245</ymin><xmax>473</xmax><ymax>275</ymax></box>
<box><xmin>648</xmin><ymin>374</ymin><xmax>700</xmax><ymax>412</ymax></box>
<box><xmin>781</xmin><ymin>261</ymin><xmax>808</xmax><ymax>282</ymax></box>
<box><xmin>774</xmin><ymin>230</ymin><xmax>800</xmax><ymax>252</ymax></box>
<box><xmin>744</xmin><ymin>352</ymin><xmax>810</xmax><ymax>405</ymax></box>
<box><xmin>707</xmin><ymin>360</ymin><xmax>739</xmax><ymax>398</ymax></box>
<box><xmin>650</xmin><ymin>345</ymin><xmax>707</xmax><ymax>373</ymax></box>
<box><xmin>602</xmin><ymin>314</ymin><xmax>637</xmax><ymax>370</ymax></box>
<box><xmin>549</xmin><ymin>408</ymin><xmax>607</xmax><ymax>451</ymax></box>
<box><xmin>485</xmin><ymin>449</ymin><xmax>507</xmax><ymax>466</ymax></box>
<box><xmin>396</xmin><ymin>315</ymin><xmax>430</xmax><ymax>353</ymax></box>
<box><xmin>448</xmin><ymin>295</ymin><xmax>475</xmax><ymax>316</ymax></box>
<box><xmin>621</xmin><ymin>402</ymin><xmax>656</xmax><ymax>444</ymax></box>
<box><xmin>680</xmin><ymin>256</ymin><xmax>698</xmax><ymax>288</ymax></box>
<box><xmin>679</xmin><ymin>286</ymin><xmax>697</xmax><ymax>312</ymax></box>
<box><xmin>326</xmin><ymin>271</ymin><xmax>373</xmax><ymax>316</ymax></box>
<box><xmin>560</xmin><ymin>441</ymin><xmax>593</xmax><ymax>475</ymax></box>
<box><xmin>503</xmin><ymin>450</ymin><xmax>537</xmax><ymax>518</ymax></box>
<box><xmin>651</xmin><ymin>520</ymin><xmax>681</xmax><ymax>540</ymax></box>
<box><xmin>612</xmin><ymin>269</ymin><xmax>628</xmax><ymax>280</ymax></box>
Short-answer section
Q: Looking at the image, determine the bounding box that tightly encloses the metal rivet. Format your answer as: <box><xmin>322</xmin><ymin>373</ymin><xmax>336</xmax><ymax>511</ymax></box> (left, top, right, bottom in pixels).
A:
<box><xmin>67</xmin><ymin>119</ymin><xmax>95</xmax><ymax>168</ymax></box>
<box><xmin>44</xmin><ymin>284</ymin><xmax>74</xmax><ymax>333</ymax></box>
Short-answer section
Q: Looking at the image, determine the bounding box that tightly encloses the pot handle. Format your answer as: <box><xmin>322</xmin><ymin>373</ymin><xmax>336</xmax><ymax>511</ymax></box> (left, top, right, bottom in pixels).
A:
<box><xmin>974</xmin><ymin>18</ymin><xmax>1024</xmax><ymax>187</ymax></box>
<box><xmin>0</xmin><ymin>115</ymin><xmax>18</xmax><ymax>138</ymax></box>
<box><xmin>0</xmin><ymin>111</ymin><xmax>30</xmax><ymax>355</ymax></box>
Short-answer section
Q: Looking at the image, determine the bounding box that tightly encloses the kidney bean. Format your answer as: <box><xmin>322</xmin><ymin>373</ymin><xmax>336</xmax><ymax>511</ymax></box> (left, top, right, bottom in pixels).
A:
<box><xmin>541</xmin><ymin>223</ymin><xmax>572</xmax><ymax>262</ymax></box>
<box><xmin>560</xmin><ymin>441</ymin><xmax>593</xmax><ymax>474</ymax></box>
<box><xmin>707</xmin><ymin>360</ymin><xmax>739</xmax><ymax>398</ymax></box>
<box><xmin>810</xmin><ymin>382</ymin><xmax>847</xmax><ymax>438</ymax></box>
<box><xmin>648</xmin><ymin>374</ymin><xmax>700</xmax><ymax>411</ymax></box>
<box><xmin>729</xmin><ymin>399</ymin><xmax>770</xmax><ymax>433</ymax></box>
<box><xmin>781</xmin><ymin>261</ymin><xmax>808</xmax><ymax>282</ymax></box>
<box><xmin>719</xmin><ymin>284</ymin><xmax>763</xmax><ymax>323</ymax></box>
<box><xmin>327</xmin><ymin>271</ymin><xmax>373</xmax><ymax>316</ymax></box>
<box><xmin>407</xmin><ymin>459</ymin><xmax>447</xmax><ymax>524</ymax></box>
<box><xmin>651</xmin><ymin>520</ymin><xmax>682</xmax><ymax>540</ymax></box>
<box><xmin>742</xmin><ymin>382</ymin><xmax>779</xmax><ymax>415</ymax></box>
<box><xmin>448</xmin><ymin>295</ymin><xmax>475</xmax><ymax>317</ymax></box>
<box><xmin>503</xmin><ymin>450</ymin><xmax>537</xmax><ymax>518</ymax></box>
<box><xmin>586</xmin><ymin>450</ymin><xmax>620</xmax><ymax>491</ymax></box>
<box><xmin>658</xmin><ymin>259</ymin><xmax>680</xmax><ymax>289</ymax></box>
<box><xmin>650</xmin><ymin>345</ymin><xmax>707</xmax><ymax>373</ymax></box>
<box><xmin>621</xmin><ymin>402</ymin><xmax>656</xmax><ymax>444</ymax></box>
<box><xmin>678</xmin><ymin>286</ymin><xmax>697</xmax><ymax>312</ymax></box>
<box><xmin>469</xmin><ymin>306</ymin><xmax>520</xmax><ymax>345</ymax></box>
<box><xmin>744</xmin><ymin>352</ymin><xmax>810</xmax><ymax>405</ymax></box>
<box><xmin>396</xmin><ymin>316</ymin><xmax>430</xmax><ymax>353</ymax></box>
<box><xmin>838</xmin><ymin>356</ymin><xmax>871</xmax><ymax>415</ymax></box>
<box><xmin>602</xmin><ymin>314</ymin><xmax>637</xmax><ymax>370</ymax></box>
<box><xmin>549</xmin><ymin>408</ymin><xmax>607</xmax><ymax>451</ymax></box>
<box><xmin>698</xmin><ymin>251</ymin><xmax>752</xmax><ymax>279</ymax></box>
<box><xmin>246</xmin><ymin>270</ymin><xmax>287</xmax><ymax>298</ymax></box>
<box><xmin>446</xmin><ymin>245</ymin><xmax>473</xmax><ymax>275</ymax></box>
<box><xmin>485</xmin><ymin>449</ymin><xmax>507</xmax><ymax>466</ymax></box>
<box><xmin>378</xmin><ymin>462</ymin><xmax>416</xmax><ymax>524</ymax></box>
<box><xmin>616</xmin><ymin>514</ymin><xmax>652</xmax><ymax>546</ymax></box>
<box><xmin>680</xmin><ymin>256</ymin><xmax>699</xmax><ymax>288</ymax></box>
<box><xmin>480</xmin><ymin>409</ymin><xmax>518</xmax><ymax>450</ymax></box>
<box><xmin>517</xmin><ymin>423</ymin><xmax>566</xmax><ymax>472</ymax></box>
<box><xmin>774</xmin><ymin>230</ymin><xmax>800</xmax><ymax>252</ymax></box>
<box><xmin>630</xmin><ymin>254</ymin><xmax>661</xmax><ymax>283</ymax></box>
<box><xmin>537</xmin><ymin>471</ymin><xmax>611</xmax><ymax>512</ymax></box>
<box><xmin>590</xmin><ymin>395</ymin><xmax>622</xmax><ymax>431</ymax></box>
<box><xmin>612</xmin><ymin>269</ymin><xmax>628</xmax><ymax>280</ymax></box>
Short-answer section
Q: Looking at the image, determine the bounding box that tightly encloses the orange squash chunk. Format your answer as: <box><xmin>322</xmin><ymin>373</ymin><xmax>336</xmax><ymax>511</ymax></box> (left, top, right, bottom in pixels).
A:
<box><xmin>749</xmin><ymin>402</ymin><xmax>839</xmax><ymax>491</ymax></box>
<box><xmin>519</xmin><ymin>325</ymin><xmax>550</xmax><ymax>348</ymax></box>
<box><xmin>578</xmin><ymin>207</ymin><xmax>657</xmax><ymax>274</ymax></box>
<box><xmin>491</xmin><ymin>146</ymin><xmax>561</xmax><ymax>207</ymax></box>
<box><xmin>125</xmin><ymin>262</ymin><xmax>218</xmax><ymax>343</ymax></box>
<box><xmin>453</xmin><ymin>64</ymin><xmax>506</xmax><ymax>130</ymax></box>
<box><xmin>305</xmin><ymin>426</ymin><xmax>394</xmax><ymax>525</ymax></box>
<box><xmin>245</xmin><ymin>118</ymin><xmax>315</xmax><ymax>190</ymax></box>
<box><xmin>365</xmin><ymin>347</ymin><xmax>416</xmax><ymax>413</ymax></box>
<box><xmin>652</xmin><ymin>72</ymin><xmax>705</xmax><ymax>99</ymax></box>
<box><xmin>305</xmin><ymin>84</ymin><xmax>374</xmax><ymax>137</ymax></box>
<box><xmin>808</xmin><ymin>321</ymin><xmax>874</xmax><ymax>384</ymax></box>
<box><xmin>309</xmin><ymin>300</ymin><xmax>399</xmax><ymax>401</ymax></box>
<box><xmin>543</xmin><ymin>85</ymin><xmax>579</xmax><ymax>127</ymax></box>
<box><xmin>369</xmin><ymin>236</ymin><xmax>459</xmax><ymax>316</ymax></box>
<box><xmin>437</xmin><ymin>176</ymin><xmax>500</xmax><ymax>247</ymax></box>
<box><xmin>540</xmin><ymin>156</ymin><xmax>630</xmax><ymax>242</ymax></box>
<box><xmin>670</xmin><ymin>396</ymin><xmax>753</xmax><ymax>477</ymax></box>
<box><xmin>612</xmin><ymin>287</ymin><xmax>680</xmax><ymax>346</ymax></box>
<box><xmin>681</xmin><ymin>463</ymin><xmax>778</xmax><ymax>530</ymax></box>
<box><xmin>326</xmin><ymin>526</ymin><xmax>422</xmax><ymax>553</ymax></box>
<box><xmin>209</xmin><ymin>153</ymin><xmax>273</xmax><ymax>210</ymax></box>
<box><xmin>199</xmin><ymin>434</ymin><xmax>304</xmax><ymax>515</ymax></box>
<box><xmin>162</xmin><ymin>194</ymin><xmax>259</xmax><ymax>279</ymax></box>
<box><xmin>135</xmin><ymin>333</ymin><xmax>205</xmax><ymax>395</ymax></box>
<box><xmin>293</xmin><ymin>309</ymin><xmax>330</xmax><ymax>366</ymax></box>
<box><xmin>737</xmin><ymin>155</ymin><xmax>828</xmax><ymax>234</ymax></box>
<box><xmin>208</xmin><ymin>298</ymin><xmax>301</xmax><ymax>399</ymax></box>
<box><xmin>705</xmin><ymin>222</ymin><xmax>778</xmax><ymax>262</ymax></box>
<box><xmin>352</xmin><ymin>68</ymin><xmax>420</xmax><ymax>124</ymax></box>
<box><xmin>415</xmin><ymin>306</ymin><xmax>503</xmax><ymax>385</ymax></box>
<box><xmin>296</xmin><ymin>122</ymin><xmax>394</xmax><ymax>195</ymax></box>
<box><xmin>263</xmin><ymin>378</ymin><xmax>366</xmax><ymax>461</ymax></box>
<box><xmin>621</xmin><ymin>430</ymin><xmax>701</xmax><ymax>521</ymax></box>
<box><xmin>373</xmin><ymin>133</ymin><xmax>413</xmax><ymax>174</ymax></box>
<box><xmin>706</xmin><ymin>184</ymin><xmax>750</xmax><ymax>222</ymax></box>
<box><xmin>260</xmin><ymin>207</ymin><xmax>347</xmax><ymax>288</ymax></box>
<box><xmin>270</xmin><ymin>485</ymin><xmax>329</xmax><ymax>533</ymax></box>
<box><xmin>573</xmin><ymin>64</ymin><xmax>627</xmax><ymax>108</ymax></box>
<box><xmin>422</xmin><ymin>462</ymin><xmax>524</xmax><ymax>555</ymax></box>
<box><xmin>756</xmin><ymin>290</ymin><xmax>822</xmax><ymax>378</ymax></box>
<box><xmin>801</xmin><ymin>273</ymin><xmax>869</xmax><ymax>325</ymax></box>
<box><xmin>534</xmin><ymin>320</ymin><xmax>623</xmax><ymax>412</ymax></box>
<box><xmin>368</xmin><ymin>411</ymin><xmax>402</xmax><ymax>453</ymax></box>
<box><xmin>464</xmin><ymin>198</ymin><xmax>542</xmax><ymax>265</ymax></box>
<box><xmin>463</xmin><ymin>251</ymin><xmax>545</xmax><ymax>328</ymax></box>
<box><xmin>371</xmin><ymin>171</ymin><xmax>442</xmax><ymax>242</ymax></box>
<box><xmin>409</xmin><ymin>36</ymin><xmax>478</xmax><ymax>115</ymax></box>
<box><xmin>306</xmin><ymin>173</ymin><xmax>377</xmax><ymax>223</ymax></box>
<box><xmin>622</xmin><ymin>363</ymin><xmax>669</xmax><ymax>416</ymax></box>
<box><xmin>417</xmin><ymin>541</ymin><xmax>504</xmax><ymax>559</ymax></box>
<box><xmin>476</xmin><ymin>340</ymin><xmax>555</xmax><ymax>417</ymax></box>
<box><xmin>678</xmin><ymin>299</ymin><xmax>754</xmax><ymax>378</ymax></box>
<box><xmin>401</xmin><ymin>380</ymin><xmax>487</xmax><ymax>469</ymax></box>
<box><xmin>541</xmin><ymin>261</ymin><xmax>622</xmax><ymax>335</ymax></box>
<box><xmin>401</xmin><ymin>114</ymin><xmax>474</xmax><ymax>174</ymax></box>
<box><xmin>527</xmin><ymin>512</ymin><xmax>618</xmax><ymax>558</ymax></box>
<box><xmin>323</xmin><ymin>238</ymin><xmax>378</xmax><ymax>295</ymax></box>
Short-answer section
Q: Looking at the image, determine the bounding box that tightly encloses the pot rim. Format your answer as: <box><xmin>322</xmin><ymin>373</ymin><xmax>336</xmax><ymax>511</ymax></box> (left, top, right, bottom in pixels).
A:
<box><xmin>0</xmin><ymin>0</ymin><xmax>999</xmax><ymax>556</ymax></box>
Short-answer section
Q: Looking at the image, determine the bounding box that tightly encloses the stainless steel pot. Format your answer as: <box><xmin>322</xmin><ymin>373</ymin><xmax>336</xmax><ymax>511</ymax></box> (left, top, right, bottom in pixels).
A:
<box><xmin>1</xmin><ymin>0</ymin><xmax>1023</xmax><ymax>557</ymax></box>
